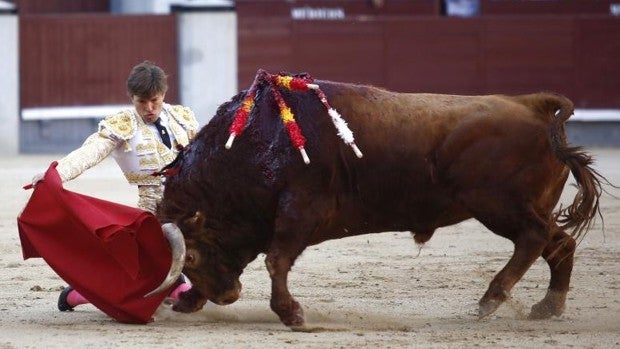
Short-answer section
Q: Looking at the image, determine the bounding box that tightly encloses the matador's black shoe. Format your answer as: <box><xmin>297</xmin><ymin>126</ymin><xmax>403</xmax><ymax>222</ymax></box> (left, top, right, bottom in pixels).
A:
<box><xmin>57</xmin><ymin>286</ymin><xmax>75</xmax><ymax>312</ymax></box>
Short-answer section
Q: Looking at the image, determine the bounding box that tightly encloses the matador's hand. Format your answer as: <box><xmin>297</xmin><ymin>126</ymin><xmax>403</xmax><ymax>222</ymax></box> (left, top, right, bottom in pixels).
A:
<box><xmin>31</xmin><ymin>173</ymin><xmax>44</xmax><ymax>187</ymax></box>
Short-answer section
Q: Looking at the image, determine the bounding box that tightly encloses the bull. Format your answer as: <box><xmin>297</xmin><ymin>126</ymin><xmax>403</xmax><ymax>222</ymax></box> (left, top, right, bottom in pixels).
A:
<box><xmin>151</xmin><ymin>71</ymin><xmax>605</xmax><ymax>328</ymax></box>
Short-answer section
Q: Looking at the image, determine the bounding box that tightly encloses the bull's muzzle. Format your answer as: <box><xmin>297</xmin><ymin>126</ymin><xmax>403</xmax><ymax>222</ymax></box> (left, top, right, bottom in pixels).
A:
<box><xmin>144</xmin><ymin>223</ymin><xmax>187</xmax><ymax>298</ymax></box>
<box><xmin>212</xmin><ymin>280</ymin><xmax>242</xmax><ymax>305</ymax></box>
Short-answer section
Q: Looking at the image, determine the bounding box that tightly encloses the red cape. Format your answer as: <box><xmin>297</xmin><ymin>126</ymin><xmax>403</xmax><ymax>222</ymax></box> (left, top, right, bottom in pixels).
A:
<box><xmin>17</xmin><ymin>162</ymin><xmax>173</xmax><ymax>324</ymax></box>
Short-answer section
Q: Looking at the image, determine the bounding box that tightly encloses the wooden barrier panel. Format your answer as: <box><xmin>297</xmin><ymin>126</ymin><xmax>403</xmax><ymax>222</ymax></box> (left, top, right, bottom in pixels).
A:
<box><xmin>19</xmin><ymin>14</ymin><xmax>178</xmax><ymax>109</ymax></box>
<box><xmin>238</xmin><ymin>15</ymin><xmax>620</xmax><ymax>108</ymax></box>
<box><xmin>480</xmin><ymin>0</ymin><xmax>615</xmax><ymax>15</ymax></box>
<box><xmin>16</xmin><ymin>3</ymin><xmax>620</xmax><ymax>110</ymax></box>
<box><xmin>12</xmin><ymin>0</ymin><xmax>109</xmax><ymax>14</ymax></box>
<box><xmin>236</xmin><ymin>0</ymin><xmax>441</xmax><ymax>18</ymax></box>
<box><xmin>384</xmin><ymin>18</ymin><xmax>485</xmax><ymax>94</ymax></box>
<box><xmin>575</xmin><ymin>17</ymin><xmax>620</xmax><ymax>108</ymax></box>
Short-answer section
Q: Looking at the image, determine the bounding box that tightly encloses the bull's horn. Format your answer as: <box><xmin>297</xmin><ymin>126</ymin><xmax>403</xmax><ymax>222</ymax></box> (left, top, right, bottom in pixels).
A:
<box><xmin>144</xmin><ymin>223</ymin><xmax>186</xmax><ymax>298</ymax></box>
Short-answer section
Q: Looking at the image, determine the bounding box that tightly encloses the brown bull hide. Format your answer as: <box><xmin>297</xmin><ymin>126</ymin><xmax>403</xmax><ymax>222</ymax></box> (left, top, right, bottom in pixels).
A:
<box><xmin>157</xmin><ymin>77</ymin><xmax>605</xmax><ymax>329</ymax></box>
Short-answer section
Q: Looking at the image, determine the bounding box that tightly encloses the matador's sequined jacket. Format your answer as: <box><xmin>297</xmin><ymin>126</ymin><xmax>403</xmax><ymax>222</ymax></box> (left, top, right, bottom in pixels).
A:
<box><xmin>55</xmin><ymin>104</ymin><xmax>199</xmax><ymax>211</ymax></box>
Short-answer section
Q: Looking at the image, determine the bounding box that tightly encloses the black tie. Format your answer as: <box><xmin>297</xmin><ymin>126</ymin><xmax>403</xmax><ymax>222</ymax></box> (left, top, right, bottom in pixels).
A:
<box><xmin>154</xmin><ymin>118</ymin><xmax>171</xmax><ymax>149</ymax></box>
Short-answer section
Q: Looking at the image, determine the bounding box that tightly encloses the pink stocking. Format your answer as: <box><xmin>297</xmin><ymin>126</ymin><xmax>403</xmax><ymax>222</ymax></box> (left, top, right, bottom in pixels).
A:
<box><xmin>169</xmin><ymin>283</ymin><xmax>192</xmax><ymax>301</ymax></box>
<box><xmin>67</xmin><ymin>289</ymin><xmax>89</xmax><ymax>307</ymax></box>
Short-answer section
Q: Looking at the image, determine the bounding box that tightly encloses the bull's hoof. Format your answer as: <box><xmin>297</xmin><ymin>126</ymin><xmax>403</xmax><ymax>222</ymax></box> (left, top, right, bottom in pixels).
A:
<box><xmin>478</xmin><ymin>290</ymin><xmax>510</xmax><ymax>319</ymax></box>
<box><xmin>529</xmin><ymin>290</ymin><xmax>566</xmax><ymax>319</ymax></box>
<box><xmin>274</xmin><ymin>300</ymin><xmax>305</xmax><ymax>327</ymax></box>
<box><xmin>285</xmin><ymin>302</ymin><xmax>305</xmax><ymax>327</ymax></box>
<box><xmin>478</xmin><ymin>299</ymin><xmax>501</xmax><ymax>319</ymax></box>
<box><xmin>529</xmin><ymin>302</ymin><xmax>563</xmax><ymax>319</ymax></box>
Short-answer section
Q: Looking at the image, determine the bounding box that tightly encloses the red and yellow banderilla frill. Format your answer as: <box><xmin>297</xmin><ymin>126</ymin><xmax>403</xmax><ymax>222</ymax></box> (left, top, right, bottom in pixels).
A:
<box><xmin>225</xmin><ymin>70</ymin><xmax>363</xmax><ymax>164</ymax></box>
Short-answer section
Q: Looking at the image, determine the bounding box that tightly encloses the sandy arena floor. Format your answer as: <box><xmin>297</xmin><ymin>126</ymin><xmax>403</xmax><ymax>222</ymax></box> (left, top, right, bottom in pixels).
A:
<box><xmin>0</xmin><ymin>149</ymin><xmax>618</xmax><ymax>348</ymax></box>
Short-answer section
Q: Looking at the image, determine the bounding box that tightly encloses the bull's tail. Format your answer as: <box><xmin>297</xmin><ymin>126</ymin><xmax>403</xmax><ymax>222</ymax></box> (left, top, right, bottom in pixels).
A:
<box><xmin>552</xmin><ymin>145</ymin><xmax>604</xmax><ymax>241</ymax></box>
<box><xmin>542</xmin><ymin>92</ymin><xmax>605</xmax><ymax>241</ymax></box>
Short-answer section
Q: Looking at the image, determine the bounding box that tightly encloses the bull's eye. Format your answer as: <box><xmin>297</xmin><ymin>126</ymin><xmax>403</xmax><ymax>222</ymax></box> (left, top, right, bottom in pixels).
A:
<box><xmin>185</xmin><ymin>249</ymin><xmax>200</xmax><ymax>268</ymax></box>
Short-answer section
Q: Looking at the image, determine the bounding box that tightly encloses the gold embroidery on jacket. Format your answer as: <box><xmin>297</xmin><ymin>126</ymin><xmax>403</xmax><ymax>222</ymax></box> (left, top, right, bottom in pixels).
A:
<box><xmin>166</xmin><ymin>104</ymin><xmax>198</xmax><ymax>145</ymax></box>
<box><xmin>99</xmin><ymin>110</ymin><xmax>137</xmax><ymax>140</ymax></box>
<box><xmin>135</xmin><ymin>142</ymin><xmax>157</xmax><ymax>154</ymax></box>
<box><xmin>139</xmin><ymin>157</ymin><xmax>161</xmax><ymax>169</ymax></box>
<box><xmin>124</xmin><ymin>172</ymin><xmax>163</xmax><ymax>185</ymax></box>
